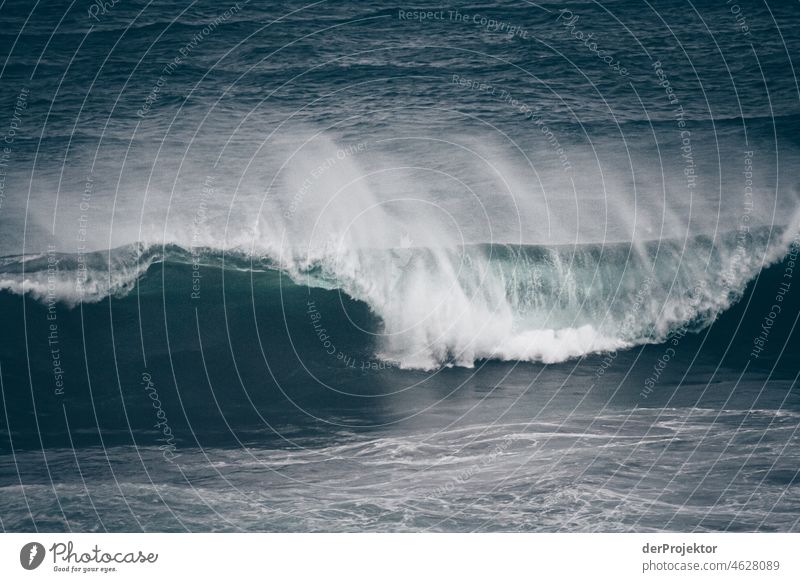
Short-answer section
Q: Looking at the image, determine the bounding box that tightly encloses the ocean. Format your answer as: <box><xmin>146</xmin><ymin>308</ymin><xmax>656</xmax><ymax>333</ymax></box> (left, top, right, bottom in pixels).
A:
<box><xmin>0</xmin><ymin>0</ymin><xmax>799</xmax><ymax>532</ymax></box>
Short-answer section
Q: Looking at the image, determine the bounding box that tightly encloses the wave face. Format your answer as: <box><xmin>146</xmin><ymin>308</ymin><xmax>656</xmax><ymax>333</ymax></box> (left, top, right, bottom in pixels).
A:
<box><xmin>2</xmin><ymin>223</ymin><xmax>797</xmax><ymax>369</ymax></box>
<box><xmin>282</xmin><ymin>227</ymin><xmax>799</xmax><ymax>368</ymax></box>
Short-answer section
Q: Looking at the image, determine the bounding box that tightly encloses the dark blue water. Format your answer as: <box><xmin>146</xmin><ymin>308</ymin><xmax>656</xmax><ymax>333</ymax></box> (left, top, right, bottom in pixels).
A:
<box><xmin>0</xmin><ymin>0</ymin><xmax>799</xmax><ymax>531</ymax></box>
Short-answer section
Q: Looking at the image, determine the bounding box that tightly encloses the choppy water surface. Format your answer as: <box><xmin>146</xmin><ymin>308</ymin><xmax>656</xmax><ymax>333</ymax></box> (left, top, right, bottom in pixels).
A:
<box><xmin>1</xmin><ymin>0</ymin><xmax>799</xmax><ymax>531</ymax></box>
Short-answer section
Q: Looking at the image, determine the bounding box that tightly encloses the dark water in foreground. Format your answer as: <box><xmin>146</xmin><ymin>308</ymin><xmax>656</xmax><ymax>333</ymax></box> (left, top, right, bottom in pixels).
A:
<box><xmin>1</xmin><ymin>259</ymin><xmax>799</xmax><ymax>532</ymax></box>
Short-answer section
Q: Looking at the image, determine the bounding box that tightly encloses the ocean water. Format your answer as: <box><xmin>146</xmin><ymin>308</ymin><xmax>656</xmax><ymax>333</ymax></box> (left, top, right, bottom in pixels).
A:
<box><xmin>1</xmin><ymin>0</ymin><xmax>799</xmax><ymax>532</ymax></box>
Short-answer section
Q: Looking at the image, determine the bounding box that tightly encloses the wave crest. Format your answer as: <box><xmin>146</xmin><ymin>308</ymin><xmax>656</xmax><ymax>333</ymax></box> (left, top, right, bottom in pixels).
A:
<box><xmin>1</xmin><ymin>224</ymin><xmax>797</xmax><ymax>369</ymax></box>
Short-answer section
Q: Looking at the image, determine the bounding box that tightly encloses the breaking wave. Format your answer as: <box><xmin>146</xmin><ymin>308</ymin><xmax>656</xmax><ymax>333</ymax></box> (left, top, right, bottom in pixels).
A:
<box><xmin>0</xmin><ymin>223</ymin><xmax>797</xmax><ymax>369</ymax></box>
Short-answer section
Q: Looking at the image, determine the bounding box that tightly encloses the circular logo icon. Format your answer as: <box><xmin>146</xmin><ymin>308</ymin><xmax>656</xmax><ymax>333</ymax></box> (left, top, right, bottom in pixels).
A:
<box><xmin>20</xmin><ymin>542</ymin><xmax>46</xmax><ymax>570</ymax></box>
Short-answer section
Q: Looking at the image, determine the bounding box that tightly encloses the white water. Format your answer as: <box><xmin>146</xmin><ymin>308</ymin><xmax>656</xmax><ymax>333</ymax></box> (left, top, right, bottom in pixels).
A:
<box><xmin>3</xmin><ymin>133</ymin><xmax>800</xmax><ymax>368</ymax></box>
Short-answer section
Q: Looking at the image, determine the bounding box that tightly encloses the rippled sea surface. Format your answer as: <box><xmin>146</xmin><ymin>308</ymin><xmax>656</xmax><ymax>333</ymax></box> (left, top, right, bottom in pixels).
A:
<box><xmin>1</xmin><ymin>0</ymin><xmax>799</xmax><ymax>531</ymax></box>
